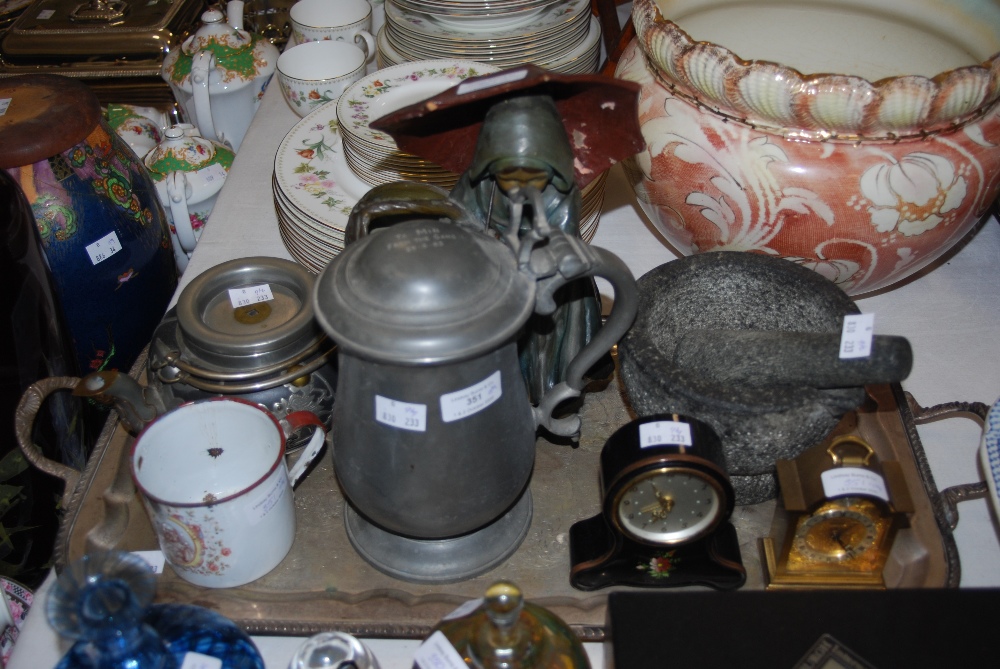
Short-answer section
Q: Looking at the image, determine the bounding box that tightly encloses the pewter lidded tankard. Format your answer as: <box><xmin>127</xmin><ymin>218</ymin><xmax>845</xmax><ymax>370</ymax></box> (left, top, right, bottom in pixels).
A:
<box><xmin>312</xmin><ymin>182</ymin><xmax>638</xmax><ymax>583</ymax></box>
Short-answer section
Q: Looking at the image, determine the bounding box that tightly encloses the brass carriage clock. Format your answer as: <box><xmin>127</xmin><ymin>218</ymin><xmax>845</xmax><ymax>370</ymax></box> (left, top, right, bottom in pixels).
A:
<box><xmin>761</xmin><ymin>434</ymin><xmax>914</xmax><ymax>589</ymax></box>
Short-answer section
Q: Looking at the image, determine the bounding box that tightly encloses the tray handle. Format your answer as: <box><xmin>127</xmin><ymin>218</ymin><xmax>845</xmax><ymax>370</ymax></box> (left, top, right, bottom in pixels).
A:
<box><xmin>904</xmin><ymin>393</ymin><xmax>989</xmax><ymax>530</ymax></box>
<box><xmin>14</xmin><ymin>377</ymin><xmax>84</xmax><ymax>508</ymax></box>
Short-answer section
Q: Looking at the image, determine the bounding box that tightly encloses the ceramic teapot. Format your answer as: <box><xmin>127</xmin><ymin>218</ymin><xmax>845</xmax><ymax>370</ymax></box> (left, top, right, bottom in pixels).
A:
<box><xmin>144</xmin><ymin>125</ymin><xmax>235</xmax><ymax>272</ymax></box>
<box><xmin>311</xmin><ymin>182</ymin><xmax>637</xmax><ymax>582</ymax></box>
<box><xmin>161</xmin><ymin>1</ymin><xmax>278</xmax><ymax>152</ymax></box>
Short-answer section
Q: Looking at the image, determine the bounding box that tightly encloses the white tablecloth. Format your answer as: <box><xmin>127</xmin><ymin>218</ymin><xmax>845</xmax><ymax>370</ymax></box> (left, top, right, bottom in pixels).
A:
<box><xmin>10</xmin><ymin>43</ymin><xmax>1000</xmax><ymax>669</ymax></box>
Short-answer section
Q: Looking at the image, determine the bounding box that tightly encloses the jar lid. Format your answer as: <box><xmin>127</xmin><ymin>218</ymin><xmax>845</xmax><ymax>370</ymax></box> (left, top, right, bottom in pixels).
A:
<box><xmin>0</xmin><ymin>74</ymin><xmax>100</xmax><ymax>169</ymax></box>
<box><xmin>161</xmin><ymin>257</ymin><xmax>327</xmax><ymax>372</ymax></box>
<box><xmin>313</xmin><ymin>220</ymin><xmax>535</xmax><ymax>365</ymax></box>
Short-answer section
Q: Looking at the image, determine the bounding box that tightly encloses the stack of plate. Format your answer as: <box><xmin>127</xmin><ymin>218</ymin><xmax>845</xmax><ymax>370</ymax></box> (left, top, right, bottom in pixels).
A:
<box><xmin>378</xmin><ymin>0</ymin><xmax>601</xmax><ymax>74</ymax></box>
<box><xmin>274</xmin><ymin>57</ymin><xmax>609</xmax><ymax>272</ymax></box>
<box><xmin>336</xmin><ymin>60</ymin><xmax>500</xmax><ymax>189</ymax></box>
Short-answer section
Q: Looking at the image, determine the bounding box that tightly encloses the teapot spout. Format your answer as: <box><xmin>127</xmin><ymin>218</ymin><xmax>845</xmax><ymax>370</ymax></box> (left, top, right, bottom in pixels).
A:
<box><xmin>74</xmin><ymin>371</ymin><xmax>164</xmax><ymax>433</ymax></box>
<box><xmin>227</xmin><ymin>0</ymin><xmax>245</xmax><ymax>30</ymax></box>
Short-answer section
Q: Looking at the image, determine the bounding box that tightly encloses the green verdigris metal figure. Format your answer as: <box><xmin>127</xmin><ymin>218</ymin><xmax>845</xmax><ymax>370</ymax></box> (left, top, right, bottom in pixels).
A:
<box><xmin>449</xmin><ymin>94</ymin><xmax>603</xmax><ymax>403</ymax></box>
<box><xmin>369</xmin><ymin>65</ymin><xmax>644</xmax><ymax>406</ymax></box>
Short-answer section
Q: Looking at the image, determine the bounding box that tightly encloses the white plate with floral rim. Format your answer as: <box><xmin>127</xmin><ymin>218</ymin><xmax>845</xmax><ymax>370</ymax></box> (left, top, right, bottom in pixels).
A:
<box><xmin>273</xmin><ymin>103</ymin><xmax>373</xmax><ymax>237</ymax></box>
<box><xmin>385</xmin><ymin>0</ymin><xmax>586</xmax><ymax>40</ymax></box>
<box><xmin>336</xmin><ymin>59</ymin><xmax>500</xmax><ymax>153</ymax></box>
<box><xmin>979</xmin><ymin>397</ymin><xmax>1000</xmax><ymax>523</ymax></box>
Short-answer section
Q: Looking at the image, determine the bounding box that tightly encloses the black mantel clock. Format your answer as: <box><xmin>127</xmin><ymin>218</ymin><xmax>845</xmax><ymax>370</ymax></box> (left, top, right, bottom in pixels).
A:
<box><xmin>569</xmin><ymin>414</ymin><xmax>746</xmax><ymax>591</ymax></box>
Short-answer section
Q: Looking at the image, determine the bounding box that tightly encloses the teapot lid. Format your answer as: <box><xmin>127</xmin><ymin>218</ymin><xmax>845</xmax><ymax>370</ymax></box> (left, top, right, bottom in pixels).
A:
<box><xmin>180</xmin><ymin>7</ymin><xmax>253</xmax><ymax>59</ymax></box>
<box><xmin>143</xmin><ymin>126</ymin><xmax>234</xmax><ymax>179</ymax></box>
<box><xmin>313</xmin><ymin>220</ymin><xmax>535</xmax><ymax>365</ymax></box>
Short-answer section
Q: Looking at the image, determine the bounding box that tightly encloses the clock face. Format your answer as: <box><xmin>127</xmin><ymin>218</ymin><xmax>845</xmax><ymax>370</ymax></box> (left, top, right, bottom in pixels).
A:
<box><xmin>614</xmin><ymin>467</ymin><xmax>724</xmax><ymax>545</ymax></box>
<box><xmin>792</xmin><ymin>498</ymin><xmax>881</xmax><ymax>563</ymax></box>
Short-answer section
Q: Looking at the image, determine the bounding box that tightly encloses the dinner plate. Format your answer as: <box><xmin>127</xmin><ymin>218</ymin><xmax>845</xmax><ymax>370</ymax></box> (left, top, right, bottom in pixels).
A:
<box><xmin>979</xmin><ymin>397</ymin><xmax>1000</xmax><ymax>522</ymax></box>
<box><xmin>337</xmin><ymin>59</ymin><xmax>500</xmax><ymax>153</ymax></box>
<box><xmin>385</xmin><ymin>0</ymin><xmax>587</xmax><ymax>41</ymax></box>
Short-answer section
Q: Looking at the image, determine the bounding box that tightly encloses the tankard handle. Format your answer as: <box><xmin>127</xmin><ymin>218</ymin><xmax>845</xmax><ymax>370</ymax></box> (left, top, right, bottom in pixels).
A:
<box><xmin>344</xmin><ymin>181</ymin><xmax>485</xmax><ymax>245</ymax></box>
<box><xmin>532</xmin><ymin>238</ymin><xmax>638</xmax><ymax>439</ymax></box>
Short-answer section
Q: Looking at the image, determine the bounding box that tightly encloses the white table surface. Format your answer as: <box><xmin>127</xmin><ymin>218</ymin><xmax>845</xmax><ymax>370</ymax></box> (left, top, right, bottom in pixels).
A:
<box><xmin>10</xmin><ymin>33</ymin><xmax>1000</xmax><ymax>669</ymax></box>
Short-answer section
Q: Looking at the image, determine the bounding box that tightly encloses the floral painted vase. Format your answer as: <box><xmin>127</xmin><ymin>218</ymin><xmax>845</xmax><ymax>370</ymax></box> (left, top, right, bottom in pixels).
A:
<box><xmin>144</xmin><ymin>126</ymin><xmax>234</xmax><ymax>272</ymax></box>
<box><xmin>161</xmin><ymin>1</ymin><xmax>278</xmax><ymax>152</ymax></box>
<box><xmin>616</xmin><ymin>0</ymin><xmax>1000</xmax><ymax>295</ymax></box>
<box><xmin>0</xmin><ymin>74</ymin><xmax>177</xmax><ymax>387</ymax></box>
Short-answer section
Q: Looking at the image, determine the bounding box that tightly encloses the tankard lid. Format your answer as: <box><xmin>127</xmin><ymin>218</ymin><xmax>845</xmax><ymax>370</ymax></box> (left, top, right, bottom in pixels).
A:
<box><xmin>158</xmin><ymin>256</ymin><xmax>328</xmax><ymax>371</ymax></box>
<box><xmin>313</xmin><ymin>219</ymin><xmax>535</xmax><ymax>364</ymax></box>
<box><xmin>0</xmin><ymin>74</ymin><xmax>101</xmax><ymax>169</ymax></box>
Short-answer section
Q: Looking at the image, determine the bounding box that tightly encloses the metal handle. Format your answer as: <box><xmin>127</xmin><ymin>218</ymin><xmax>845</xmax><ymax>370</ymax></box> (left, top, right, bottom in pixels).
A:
<box><xmin>344</xmin><ymin>181</ymin><xmax>485</xmax><ymax>245</ymax></box>
<box><xmin>532</xmin><ymin>242</ymin><xmax>638</xmax><ymax>439</ymax></box>
<box><xmin>906</xmin><ymin>392</ymin><xmax>990</xmax><ymax>530</ymax></box>
<box><xmin>14</xmin><ymin>377</ymin><xmax>84</xmax><ymax>508</ymax></box>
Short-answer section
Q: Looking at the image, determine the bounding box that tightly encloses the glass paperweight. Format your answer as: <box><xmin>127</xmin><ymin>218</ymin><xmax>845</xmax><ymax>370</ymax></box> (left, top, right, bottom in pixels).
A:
<box><xmin>424</xmin><ymin>581</ymin><xmax>590</xmax><ymax>669</ymax></box>
<box><xmin>47</xmin><ymin>551</ymin><xmax>265</xmax><ymax>669</ymax></box>
<box><xmin>288</xmin><ymin>631</ymin><xmax>381</xmax><ymax>669</ymax></box>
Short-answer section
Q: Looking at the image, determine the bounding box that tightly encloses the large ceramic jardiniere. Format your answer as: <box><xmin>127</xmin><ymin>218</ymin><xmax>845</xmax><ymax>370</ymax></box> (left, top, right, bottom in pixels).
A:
<box><xmin>617</xmin><ymin>0</ymin><xmax>1000</xmax><ymax>295</ymax></box>
<box><xmin>161</xmin><ymin>1</ymin><xmax>278</xmax><ymax>152</ymax></box>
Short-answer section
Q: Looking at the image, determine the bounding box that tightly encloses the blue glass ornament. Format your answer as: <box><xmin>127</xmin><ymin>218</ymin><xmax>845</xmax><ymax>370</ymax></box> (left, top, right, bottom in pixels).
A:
<box><xmin>47</xmin><ymin>551</ymin><xmax>265</xmax><ymax>669</ymax></box>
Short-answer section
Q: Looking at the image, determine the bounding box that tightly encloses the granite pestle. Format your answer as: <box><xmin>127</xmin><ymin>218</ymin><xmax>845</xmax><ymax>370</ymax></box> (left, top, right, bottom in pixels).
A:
<box><xmin>673</xmin><ymin>329</ymin><xmax>913</xmax><ymax>389</ymax></box>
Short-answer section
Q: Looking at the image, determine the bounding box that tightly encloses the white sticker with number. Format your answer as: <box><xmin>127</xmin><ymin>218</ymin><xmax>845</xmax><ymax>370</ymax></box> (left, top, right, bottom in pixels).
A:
<box><xmin>839</xmin><ymin>313</ymin><xmax>875</xmax><ymax>359</ymax></box>
<box><xmin>639</xmin><ymin>420</ymin><xmax>693</xmax><ymax>448</ymax></box>
<box><xmin>86</xmin><ymin>231</ymin><xmax>123</xmax><ymax>265</ymax></box>
<box><xmin>413</xmin><ymin>630</ymin><xmax>468</xmax><ymax>669</ymax></box>
<box><xmin>200</xmin><ymin>162</ymin><xmax>227</xmax><ymax>185</ymax></box>
<box><xmin>131</xmin><ymin>550</ymin><xmax>166</xmax><ymax>574</ymax></box>
<box><xmin>375</xmin><ymin>395</ymin><xmax>427</xmax><ymax>432</ymax></box>
<box><xmin>228</xmin><ymin>284</ymin><xmax>273</xmax><ymax>308</ymax></box>
<box><xmin>180</xmin><ymin>652</ymin><xmax>222</xmax><ymax>669</ymax></box>
<box><xmin>440</xmin><ymin>371</ymin><xmax>501</xmax><ymax>423</ymax></box>
<box><xmin>0</xmin><ymin>98</ymin><xmax>11</xmax><ymax>117</ymax></box>
<box><xmin>821</xmin><ymin>467</ymin><xmax>889</xmax><ymax>502</ymax></box>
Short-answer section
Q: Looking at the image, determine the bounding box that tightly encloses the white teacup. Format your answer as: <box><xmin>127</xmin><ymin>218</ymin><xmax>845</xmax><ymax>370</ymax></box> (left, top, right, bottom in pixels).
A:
<box><xmin>278</xmin><ymin>40</ymin><xmax>368</xmax><ymax>117</ymax></box>
<box><xmin>130</xmin><ymin>397</ymin><xmax>328</xmax><ymax>588</ymax></box>
<box><xmin>290</xmin><ymin>0</ymin><xmax>376</xmax><ymax>61</ymax></box>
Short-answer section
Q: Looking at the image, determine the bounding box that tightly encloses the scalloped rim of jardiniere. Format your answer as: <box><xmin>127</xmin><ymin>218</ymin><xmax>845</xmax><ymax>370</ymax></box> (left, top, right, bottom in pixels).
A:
<box><xmin>633</xmin><ymin>0</ymin><xmax>1000</xmax><ymax>141</ymax></box>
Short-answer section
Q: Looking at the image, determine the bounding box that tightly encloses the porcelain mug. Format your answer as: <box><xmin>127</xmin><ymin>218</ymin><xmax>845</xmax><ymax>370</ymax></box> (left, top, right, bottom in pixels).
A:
<box><xmin>278</xmin><ymin>40</ymin><xmax>368</xmax><ymax>117</ymax></box>
<box><xmin>130</xmin><ymin>397</ymin><xmax>327</xmax><ymax>588</ymax></box>
<box><xmin>290</xmin><ymin>0</ymin><xmax>375</xmax><ymax>61</ymax></box>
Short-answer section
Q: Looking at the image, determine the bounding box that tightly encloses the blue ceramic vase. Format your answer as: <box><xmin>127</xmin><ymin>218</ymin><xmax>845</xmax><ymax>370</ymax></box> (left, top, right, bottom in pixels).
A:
<box><xmin>0</xmin><ymin>75</ymin><xmax>177</xmax><ymax>402</ymax></box>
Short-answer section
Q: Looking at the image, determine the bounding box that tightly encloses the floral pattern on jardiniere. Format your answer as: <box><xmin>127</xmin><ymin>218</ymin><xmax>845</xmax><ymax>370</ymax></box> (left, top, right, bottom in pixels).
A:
<box><xmin>616</xmin><ymin>40</ymin><xmax>1000</xmax><ymax>295</ymax></box>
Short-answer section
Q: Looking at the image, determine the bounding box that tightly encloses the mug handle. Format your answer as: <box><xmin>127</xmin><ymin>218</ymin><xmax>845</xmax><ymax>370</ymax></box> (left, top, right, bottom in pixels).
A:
<box><xmin>354</xmin><ymin>29</ymin><xmax>376</xmax><ymax>64</ymax></box>
<box><xmin>282</xmin><ymin>411</ymin><xmax>328</xmax><ymax>487</ymax></box>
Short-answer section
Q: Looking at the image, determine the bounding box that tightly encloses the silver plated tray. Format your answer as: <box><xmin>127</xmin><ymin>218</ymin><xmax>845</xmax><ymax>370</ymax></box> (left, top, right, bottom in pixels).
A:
<box><xmin>45</xmin><ymin>354</ymin><xmax>965</xmax><ymax>640</ymax></box>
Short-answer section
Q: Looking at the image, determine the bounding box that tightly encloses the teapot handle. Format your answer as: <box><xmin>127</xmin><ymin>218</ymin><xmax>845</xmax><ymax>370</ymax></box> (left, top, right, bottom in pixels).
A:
<box><xmin>344</xmin><ymin>181</ymin><xmax>485</xmax><ymax>245</ymax></box>
<box><xmin>166</xmin><ymin>171</ymin><xmax>197</xmax><ymax>255</ymax></box>
<box><xmin>191</xmin><ymin>50</ymin><xmax>220</xmax><ymax>144</ymax></box>
<box><xmin>532</xmin><ymin>237</ymin><xmax>638</xmax><ymax>439</ymax></box>
<box><xmin>15</xmin><ymin>377</ymin><xmax>85</xmax><ymax>508</ymax></box>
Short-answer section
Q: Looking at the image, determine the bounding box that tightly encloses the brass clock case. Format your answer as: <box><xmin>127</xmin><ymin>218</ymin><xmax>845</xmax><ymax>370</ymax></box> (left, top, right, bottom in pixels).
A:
<box><xmin>761</xmin><ymin>435</ymin><xmax>914</xmax><ymax>589</ymax></box>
